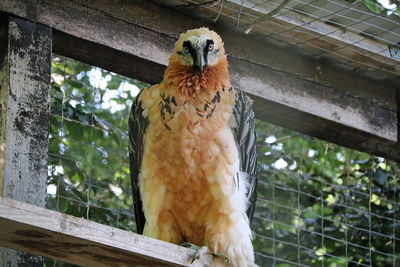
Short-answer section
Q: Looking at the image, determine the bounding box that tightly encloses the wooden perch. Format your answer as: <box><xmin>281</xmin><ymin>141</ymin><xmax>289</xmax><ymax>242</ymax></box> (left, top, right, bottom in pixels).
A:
<box><xmin>0</xmin><ymin>197</ymin><xmax>219</xmax><ymax>266</ymax></box>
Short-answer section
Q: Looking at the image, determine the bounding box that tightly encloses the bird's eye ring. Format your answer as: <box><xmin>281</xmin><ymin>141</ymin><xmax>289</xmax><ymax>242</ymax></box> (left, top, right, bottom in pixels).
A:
<box><xmin>208</xmin><ymin>43</ymin><xmax>214</xmax><ymax>51</ymax></box>
<box><xmin>183</xmin><ymin>46</ymin><xmax>189</xmax><ymax>53</ymax></box>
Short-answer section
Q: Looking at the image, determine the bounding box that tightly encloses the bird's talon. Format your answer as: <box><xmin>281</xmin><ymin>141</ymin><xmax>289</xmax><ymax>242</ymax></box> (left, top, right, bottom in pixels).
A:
<box><xmin>190</xmin><ymin>245</ymin><xmax>209</xmax><ymax>263</ymax></box>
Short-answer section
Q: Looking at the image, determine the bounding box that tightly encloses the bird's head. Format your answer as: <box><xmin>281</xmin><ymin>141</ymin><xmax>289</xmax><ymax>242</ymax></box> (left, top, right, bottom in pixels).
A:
<box><xmin>164</xmin><ymin>28</ymin><xmax>230</xmax><ymax>97</ymax></box>
<box><xmin>173</xmin><ymin>27</ymin><xmax>226</xmax><ymax>72</ymax></box>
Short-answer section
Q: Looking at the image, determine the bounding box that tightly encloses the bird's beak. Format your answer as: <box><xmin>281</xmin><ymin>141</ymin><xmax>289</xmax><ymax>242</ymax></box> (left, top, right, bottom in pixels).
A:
<box><xmin>194</xmin><ymin>50</ymin><xmax>206</xmax><ymax>71</ymax></box>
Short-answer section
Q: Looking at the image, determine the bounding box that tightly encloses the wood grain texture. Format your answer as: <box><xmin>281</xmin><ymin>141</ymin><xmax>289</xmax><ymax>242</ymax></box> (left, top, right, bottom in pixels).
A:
<box><xmin>0</xmin><ymin>16</ymin><xmax>51</xmax><ymax>207</ymax></box>
<box><xmin>0</xmin><ymin>15</ymin><xmax>7</xmax><ymax>198</ymax></box>
<box><xmin>228</xmin><ymin>56</ymin><xmax>397</xmax><ymax>142</ymax></box>
<box><xmin>0</xmin><ymin>0</ymin><xmax>398</xmax><ymax>161</ymax></box>
<box><xmin>0</xmin><ymin>16</ymin><xmax>51</xmax><ymax>267</ymax></box>
<box><xmin>0</xmin><ymin>197</ymin><xmax>221</xmax><ymax>267</ymax></box>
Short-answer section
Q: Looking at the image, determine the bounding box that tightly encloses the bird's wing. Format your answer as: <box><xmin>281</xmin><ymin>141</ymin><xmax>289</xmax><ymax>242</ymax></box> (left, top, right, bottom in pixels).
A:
<box><xmin>129</xmin><ymin>90</ymin><xmax>149</xmax><ymax>235</ymax></box>
<box><xmin>231</xmin><ymin>87</ymin><xmax>258</xmax><ymax>223</ymax></box>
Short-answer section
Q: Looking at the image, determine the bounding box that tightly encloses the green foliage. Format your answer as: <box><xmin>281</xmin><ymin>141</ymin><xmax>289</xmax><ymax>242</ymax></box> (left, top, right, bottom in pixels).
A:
<box><xmin>46</xmin><ymin>56</ymin><xmax>400</xmax><ymax>266</ymax></box>
<box><xmin>46</xmin><ymin>56</ymin><xmax>149</xmax><ymax>265</ymax></box>
<box><xmin>348</xmin><ymin>0</ymin><xmax>400</xmax><ymax>16</ymax></box>
<box><xmin>253</xmin><ymin>120</ymin><xmax>400</xmax><ymax>266</ymax></box>
<box><xmin>48</xmin><ymin>55</ymin><xmax>150</xmax><ymax>226</ymax></box>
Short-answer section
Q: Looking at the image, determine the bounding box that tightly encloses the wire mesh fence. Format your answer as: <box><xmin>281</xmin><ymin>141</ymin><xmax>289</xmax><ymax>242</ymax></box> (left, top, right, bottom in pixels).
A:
<box><xmin>47</xmin><ymin>55</ymin><xmax>399</xmax><ymax>266</ymax></box>
<box><xmin>253</xmin><ymin>121</ymin><xmax>399</xmax><ymax>266</ymax></box>
<box><xmin>47</xmin><ymin>55</ymin><xmax>147</xmax><ymax>233</ymax></box>
<box><xmin>171</xmin><ymin>0</ymin><xmax>400</xmax><ymax>81</ymax></box>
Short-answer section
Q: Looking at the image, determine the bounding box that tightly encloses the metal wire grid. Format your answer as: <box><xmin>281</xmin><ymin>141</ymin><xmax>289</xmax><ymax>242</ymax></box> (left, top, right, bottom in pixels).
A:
<box><xmin>250</xmin><ymin>118</ymin><xmax>400</xmax><ymax>266</ymax></box>
<box><xmin>47</xmin><ymin>56</ymin><xmax>400</xmax><ymax>266</ymax></box>
<box><xmin>254</xmin><ymin>185</ymin><xmax>398</xmax><ymax>264</ymax></box>
<box><xmin>252</xmin><ymin>140</ymin><xmax>400</xmax><ymax>267</ymax></box>
<box><xmin>241</xmin><ymin>0</ymin><xmax>398</xmax><ymax>50</ymax></box>
<box><xmin>177</xmin><ymin>0</ymin><xmax>400</xmax><ymax>79</ymax></box>
<box><xmin>47</xmin><ymin>54</ymin><xmax>138</xmax><ymax>232</ymax></box>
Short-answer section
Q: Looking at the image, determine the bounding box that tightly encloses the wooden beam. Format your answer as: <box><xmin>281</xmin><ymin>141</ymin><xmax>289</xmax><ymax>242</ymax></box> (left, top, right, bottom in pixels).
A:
<box><xmin>0</xmin><ymin>197</ymin><xmax>220</xmax><ymax>266</ymax></box>
<box><xmin>0</xmin><ymin>15</ymin><xmax>51</xmax><ymax>206</ymax></box>
<box><xmin>0</xmin><ymin>0</ymin><xmax>399</xmax><ymax>161</ymax></box>
<box><xmin>0</xmin><ymin>15</ymin><xmax>7</xmax><ymax>197</ymax></box>
<box><xmin>52</xmin><ymin>30</ymin><xmax>166</xmax><ymax>84</ymax></box>
<box><xmin>228</xmin><ymin>57</ymin><xmax>398</xmax><ymax>155</ymax></box>
<box><xmin>0</xmin><ymin>16</ymin><xmax>51</xmax><ymax>266</ymax></box>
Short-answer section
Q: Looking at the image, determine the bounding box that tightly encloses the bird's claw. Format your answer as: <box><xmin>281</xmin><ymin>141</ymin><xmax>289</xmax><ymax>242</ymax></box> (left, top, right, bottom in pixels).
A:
<box><xmin>181</xmin><ymin>242</ymin><xmax>206</xmax><ymax>263</ymax></box>
<box><xmin>191</xmin><ymin>245</ymin><xmax>209</xmax><ymax>263</ymax></box>
<box><xmin>181</xmin><ymin>242</ymin><xmax>228</xmax><ymax>264</ymax></box>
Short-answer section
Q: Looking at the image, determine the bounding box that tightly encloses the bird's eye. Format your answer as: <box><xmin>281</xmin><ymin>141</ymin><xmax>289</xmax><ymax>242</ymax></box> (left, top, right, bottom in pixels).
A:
<box><xmin>208</xmin><ymin>43</ymin><xmax>214</xmax><ymax>51</ymax></box>
<box><xmin>183</xmin><ymin>46</ymin><xmax>189</xmax><ymax>53</ymax></box>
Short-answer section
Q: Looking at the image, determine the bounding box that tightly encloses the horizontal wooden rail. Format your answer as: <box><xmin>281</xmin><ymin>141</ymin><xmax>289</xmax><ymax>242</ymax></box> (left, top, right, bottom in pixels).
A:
<box><xmin>0</xmin><ymin>197</ymin><xmax>219</xmax><ymax>266</ymax></box>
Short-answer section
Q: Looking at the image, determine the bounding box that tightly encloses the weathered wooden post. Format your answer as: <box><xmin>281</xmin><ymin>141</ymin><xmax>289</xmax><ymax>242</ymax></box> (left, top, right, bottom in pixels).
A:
<box><xmin>0</xmin><ymin>15</ymin><xmax>51</xmax><ymax>266</ymax></box>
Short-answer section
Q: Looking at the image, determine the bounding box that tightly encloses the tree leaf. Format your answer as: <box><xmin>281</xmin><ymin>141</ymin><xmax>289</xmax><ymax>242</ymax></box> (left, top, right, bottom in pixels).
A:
<box><xmin>66</xmin><ymin>121</ymin><xmax>84</xmax><ymax>140</ymax></box>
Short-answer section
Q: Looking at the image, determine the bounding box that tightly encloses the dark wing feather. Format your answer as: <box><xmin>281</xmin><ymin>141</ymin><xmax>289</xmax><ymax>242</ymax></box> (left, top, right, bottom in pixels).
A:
<box><xmin>129</xmin><ymin>91</ymin><xmax>148</xmax><ymax>234</ymax></box>
<box><xmin>231</xmin><ymin>88</ymin><xmax>258</xmax><ymax>223</ymax></box>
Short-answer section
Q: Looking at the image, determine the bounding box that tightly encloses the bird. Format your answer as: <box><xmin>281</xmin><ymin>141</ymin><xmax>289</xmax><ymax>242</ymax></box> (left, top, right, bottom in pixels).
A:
<box><xmin>129</xmin><ymin>27</ymin><xmax>258</xmax><ymax>266</ymax></box>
